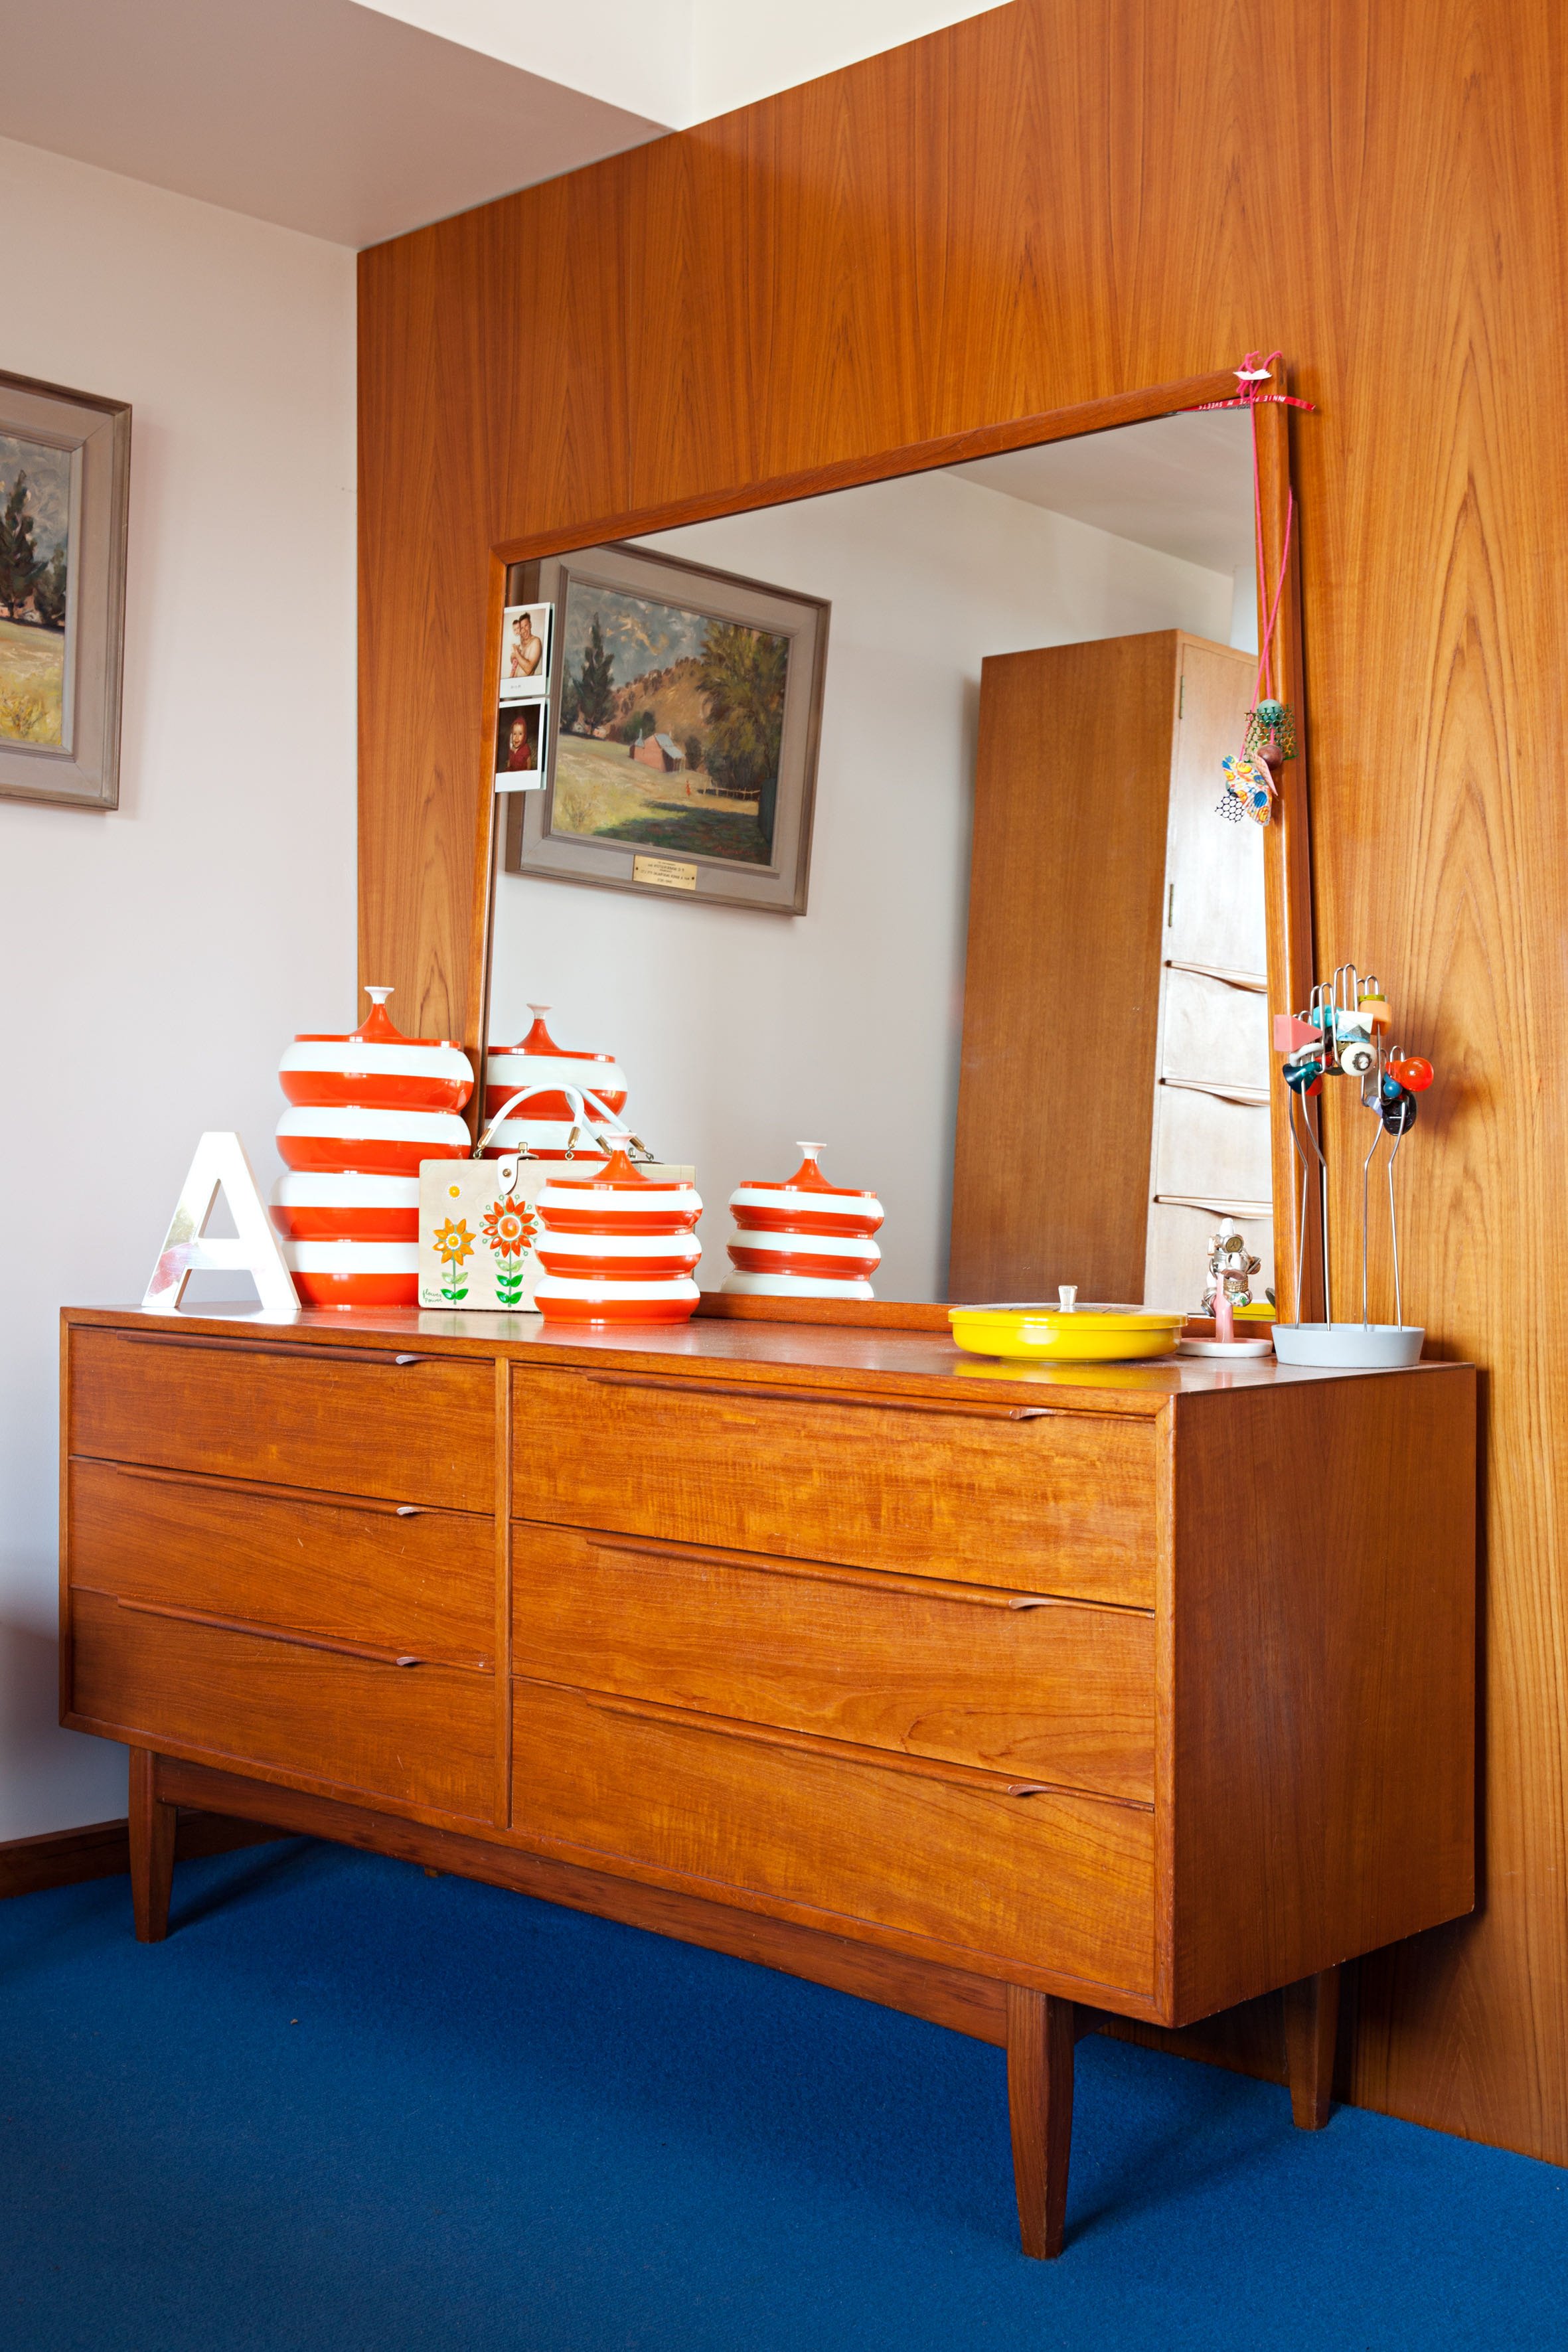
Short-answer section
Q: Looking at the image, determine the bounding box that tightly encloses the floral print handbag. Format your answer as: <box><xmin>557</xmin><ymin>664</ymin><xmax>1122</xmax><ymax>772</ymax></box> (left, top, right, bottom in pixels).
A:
<box><xmin>417</xmin><ymin>1083</ymin><xmax>692</xmax><ymax>1311</ymax></box>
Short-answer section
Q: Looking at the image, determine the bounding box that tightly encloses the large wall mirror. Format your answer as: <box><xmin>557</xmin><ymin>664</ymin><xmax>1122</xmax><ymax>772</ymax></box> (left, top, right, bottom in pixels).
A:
<box><xmin>480</xmin><ymin>378</ymin><xmax>1313</xmax><ymax>1319</ymax></box>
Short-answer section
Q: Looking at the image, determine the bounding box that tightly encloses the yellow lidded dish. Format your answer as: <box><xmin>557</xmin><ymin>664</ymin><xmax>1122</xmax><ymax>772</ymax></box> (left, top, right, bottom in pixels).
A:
<box><xmin>947</xmin><ymin>1300</ymin><xmax>1186</xmax><ymax>1362</ymax></box>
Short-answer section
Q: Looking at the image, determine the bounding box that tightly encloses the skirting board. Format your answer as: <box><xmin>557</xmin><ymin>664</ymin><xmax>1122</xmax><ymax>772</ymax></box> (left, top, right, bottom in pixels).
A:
<box><xmin>0</xmin><ymin>1809</ymin><xmax>283</xmax><ymax>1903</ymax></box>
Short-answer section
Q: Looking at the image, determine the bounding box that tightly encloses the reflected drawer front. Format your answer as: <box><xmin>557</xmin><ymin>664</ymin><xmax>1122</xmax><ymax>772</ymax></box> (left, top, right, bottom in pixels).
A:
<box><xmin>509</xmin><ymin>1679</ymin><xmax>1156</xmax><ymax>1994</ymax></box>
<box><xmin>510</xmin><ymin>1367</ymin><xmax>1157</xmax><ymax>1606</ymax></box>
<box><xmin>70</xmin><ymin>1587</ymin><xmax>494</xmax><ymax>1820</ymax></box>
<box><xmin>72</xmin><ymin>1328</ymin><xmax>493</xmax><ymax>1510</ymax></box>
<box><xmin>70</xmin><ymin>1459</ymin><xmax>495</xmax><ymax>1668</ymax></box>
<box><xmin>511</xmin><ymin>1526</ymin><xmax>1155</xmax><ymax>1802</ymax></box>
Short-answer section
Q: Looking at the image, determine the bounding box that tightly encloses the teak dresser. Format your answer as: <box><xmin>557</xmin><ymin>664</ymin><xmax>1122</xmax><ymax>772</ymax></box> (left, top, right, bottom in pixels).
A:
<box><xmin>60</xmin><ymin>1304</ymin><xmax>1476</xmax><ymax>2256</ymax></box>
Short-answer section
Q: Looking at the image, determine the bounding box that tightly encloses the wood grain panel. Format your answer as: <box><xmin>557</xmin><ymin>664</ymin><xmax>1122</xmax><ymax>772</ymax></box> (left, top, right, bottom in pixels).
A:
<box><xmin>510</xmin><ymin>1524</ymin><xmax>1155</xmax><ymax>1801</ymax></box>
<box><xmin>510</xmin><ymin>1362</ymin><xmax>1158</xmax><ymax>1604</ymax></box>
<box><xmin>68</xmin><ymin>1460</ymin><xmax>494</xmax><ymax>1668</ymax></box>
<box><xmin>358</xmin><ymin>0</ymin><xmax>1563</xmax><ymax>2157</ymax></box>
<box><xmin>950</xmin><ymin>632</ymin><xmax>1176</xmax><ymax>1305</ymax></box>
<box><xmin>509</xmin><ymin>1676</ymin><xmax>1157</xmax><ymax>1998</ymax></box>
<box><xmin>68</xmin><ymin>1587</ymin><xmax>494</xmax><ymax>1822</ymax></box>
<box><xmin>1169</xmin><ymin>1369</ymin><xmax>1476</xmax><ymax>2025</ymax></box>
<box><xmin>70</xmin><ymin>1326</ymin><xmax>493</xmax><ymax>1512</ymax></box>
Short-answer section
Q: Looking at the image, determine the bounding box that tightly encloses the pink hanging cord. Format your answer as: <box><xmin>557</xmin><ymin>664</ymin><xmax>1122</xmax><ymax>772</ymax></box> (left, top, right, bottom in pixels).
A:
<box><xmin>1193</xmin><ymin>351</ymin><xmax>1307</xmax><ymax>706</ymax></box>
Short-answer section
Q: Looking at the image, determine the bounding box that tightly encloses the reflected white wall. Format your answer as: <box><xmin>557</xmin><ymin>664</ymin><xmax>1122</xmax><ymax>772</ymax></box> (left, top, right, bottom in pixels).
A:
<box><xmin>489</xmin><ymin>468</ymin><xmax>1232</xmax><ymax>1298</ymax></box>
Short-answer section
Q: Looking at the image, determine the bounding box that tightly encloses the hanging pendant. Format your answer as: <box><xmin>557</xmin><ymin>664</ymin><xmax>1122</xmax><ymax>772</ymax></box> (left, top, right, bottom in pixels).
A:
<box><xmin>1218</xmin><ymin>749</ymin><xmax>1275</xmax><ymax>825</ymax></box>
<box><xmin>1244</xmin><ymin>698</ymin><xmax>1300</xmax><ymax>762</ymax></box>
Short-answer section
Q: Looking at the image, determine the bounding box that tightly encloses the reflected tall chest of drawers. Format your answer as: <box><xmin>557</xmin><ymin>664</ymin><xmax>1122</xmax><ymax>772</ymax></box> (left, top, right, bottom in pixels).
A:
<box><xmin>60</xmin><ymin>1306</ymin><xmax>1476</xmax><ymax>2256</ymax></box>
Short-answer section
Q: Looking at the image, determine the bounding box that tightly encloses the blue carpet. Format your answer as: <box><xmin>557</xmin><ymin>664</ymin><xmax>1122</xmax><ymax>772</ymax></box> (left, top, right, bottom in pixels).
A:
<box><xmin>0</xmin><ymin>1841</ymin><xmax>1563</xmax><ymax>2350</ymax></box>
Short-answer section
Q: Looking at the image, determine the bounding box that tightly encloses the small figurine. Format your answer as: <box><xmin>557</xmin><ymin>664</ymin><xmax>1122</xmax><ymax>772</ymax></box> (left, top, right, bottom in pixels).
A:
<box><xmin>1200</xmin><ymin>1228</ymin><xmax>1262</xmax><ymax>1318</ymax></box>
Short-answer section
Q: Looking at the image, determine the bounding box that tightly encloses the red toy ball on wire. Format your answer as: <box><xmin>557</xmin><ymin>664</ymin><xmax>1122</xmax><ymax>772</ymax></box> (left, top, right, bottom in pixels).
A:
<box><xmin>1389</xmin><ymin>1055</ymin><xmax>1435</xmax><ymax>1093</ymax></box>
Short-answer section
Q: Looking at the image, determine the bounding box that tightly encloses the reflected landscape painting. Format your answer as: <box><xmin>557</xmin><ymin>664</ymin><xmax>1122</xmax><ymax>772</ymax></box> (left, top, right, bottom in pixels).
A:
<box><xmin>551</xmin><ymin>579</ymin><xmax>791</xmax><ymax>868</ymax></box>
<box><xmin>0</xmin><ymin>433</ymin><xmax>71</xmax><ymax>749</ymax></box>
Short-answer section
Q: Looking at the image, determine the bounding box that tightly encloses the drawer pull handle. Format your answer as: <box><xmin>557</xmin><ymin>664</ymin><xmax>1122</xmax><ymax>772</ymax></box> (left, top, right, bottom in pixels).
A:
<box><xmin>570</xmin><ymin>1533</ymin><xmax>1132</xmax><ymax>1617</ymax></box>
<box><xmin>574</xmin><ymin>1686</ymin><xmax>1149</xmax><ymax>1810</ymax></box>
<box><xmin>94</xmin><ymin>1462</ymin><xmax>437</xmax><ymax>1522</ymax></box>
<box><xmin>584</xmin><ymin>1373</ymin><xmax>1051</xmax><ymax>1422</ymax></box>
<box><xmin>109</xmin><ymin>1334</ymin><xmax>455</xmax><ymax>1371</ymax></box>
<box><xmin>112</xmin><ymin>1594</ymin><xmax>424</xmax><ymax>1668</ymax></box>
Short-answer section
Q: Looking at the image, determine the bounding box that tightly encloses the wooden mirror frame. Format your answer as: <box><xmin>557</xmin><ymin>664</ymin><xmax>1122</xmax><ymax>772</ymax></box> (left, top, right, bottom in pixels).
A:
<box><xmin>471</xmin><ymin>363</ymin><xmax>1317</xmax><ymax>1320</ymax></box>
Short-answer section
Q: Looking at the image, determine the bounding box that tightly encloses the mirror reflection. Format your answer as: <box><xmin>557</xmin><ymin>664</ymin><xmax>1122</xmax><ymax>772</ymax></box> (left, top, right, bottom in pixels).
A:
<box><xmin>488</xmin><ymin>408</ymin><xmax>1273</xmax><ymax>1310</ymax></box>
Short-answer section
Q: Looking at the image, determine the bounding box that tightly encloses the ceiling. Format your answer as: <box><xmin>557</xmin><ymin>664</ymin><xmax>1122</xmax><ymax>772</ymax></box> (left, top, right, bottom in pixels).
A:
<box><xmin>951</xmin><ymin>409</ymin><xmax>1259</xmax><ymax>579</ymax></box>
<box><xmin>0</xmin><ymin>0</ymin><xmax>669</xmax><ymax>248</ymax></box>
<box><xmin>0</xmin><ymin>0</ymin><xmax>1004</xmax><ymax>250</ymax></box>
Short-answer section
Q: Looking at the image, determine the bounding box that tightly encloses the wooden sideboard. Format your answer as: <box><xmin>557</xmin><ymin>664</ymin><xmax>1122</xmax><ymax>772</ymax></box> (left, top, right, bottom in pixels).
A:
<box><xmin>60</xmin><ymin>1305</ymin><xmax>1476</xmax><ymax>2256</ymax></box>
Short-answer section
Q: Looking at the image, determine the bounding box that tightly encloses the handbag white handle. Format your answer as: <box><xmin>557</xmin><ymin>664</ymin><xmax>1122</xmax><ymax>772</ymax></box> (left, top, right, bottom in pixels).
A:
<box><xmin>471</xmin><ymin>1081</ymin><xmax>650</xmax><ymax>1170</ymax></box>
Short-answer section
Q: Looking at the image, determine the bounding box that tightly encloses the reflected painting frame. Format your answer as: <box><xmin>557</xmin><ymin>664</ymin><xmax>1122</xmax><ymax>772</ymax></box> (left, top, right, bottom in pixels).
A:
<box><xmin>503</xmin><ymin>540</ymin><xmax>829</xmax><ymax>914</ymax></box>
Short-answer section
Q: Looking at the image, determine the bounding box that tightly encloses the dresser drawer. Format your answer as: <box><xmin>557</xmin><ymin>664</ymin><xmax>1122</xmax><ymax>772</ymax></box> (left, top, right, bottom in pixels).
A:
<box><xmin>69</xmin><ymin>1459</ymin><xmax>494</xmax><ymax>1669</ymax></box>
<box><xmin>69</xmin><ymin>1586</ymin><xmax>494</xmax><ymax>1820</ymax></box>
<box><xmin>509</xmin><ymin>1679</ymin><xmax>1155</xmax><ymax>1994</ymax></box>
<box><xmin>511</xmin><ymin>1366</ymin><xmax>1157</xmax><ymax>1606</ymax></box>
<box><xmin>511</xmin><ymin>1525</ymin><xmax>1154</xmax><ymax>1802</ymax></box>
<box><xmin>71</xmin><ymin>1328</ymin><xmax>493</xmax><ymax>1511</ymax></box>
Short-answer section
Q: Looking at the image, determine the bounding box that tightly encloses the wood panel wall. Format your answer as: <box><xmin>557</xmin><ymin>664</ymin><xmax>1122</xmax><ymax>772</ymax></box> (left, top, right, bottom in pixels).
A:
<box><xmin>358</xmin><ymin>0</ymin><xmax>1566</xmax><ymax>2165</ymax></box>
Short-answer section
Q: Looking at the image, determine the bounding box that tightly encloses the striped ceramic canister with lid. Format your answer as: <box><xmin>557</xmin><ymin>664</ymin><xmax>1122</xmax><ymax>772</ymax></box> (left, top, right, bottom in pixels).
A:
<box><xmin>533</xmin><ymin>1150</ymin><xmax>702</xmax><ymax>1324</ymax></box>
<box><xmin>272</xmin><ymin>986</ymin><xmax>473</xmax><ymax>1304</ymax></box>
<box><xmin>724</xmin><ymin>1142</ymin><xmax>884</xmax><ymax>1300</ymax></box>
<box><xmin>483</xmin><ymin>1003</ymin><xmax>629</xmax><ymax>1161</ymax></box>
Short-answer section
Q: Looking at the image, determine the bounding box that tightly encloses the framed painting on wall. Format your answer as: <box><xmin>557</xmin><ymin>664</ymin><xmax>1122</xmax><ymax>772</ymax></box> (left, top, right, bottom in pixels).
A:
<box><xmin>503</xmin><ymin>541</ymin><xmax>829</xmax><ymax>913</ymax></box>
<box><xmin>0</xmin><ymin>368</ymin><xmax>131</xmax><ymax>812</ymax></box>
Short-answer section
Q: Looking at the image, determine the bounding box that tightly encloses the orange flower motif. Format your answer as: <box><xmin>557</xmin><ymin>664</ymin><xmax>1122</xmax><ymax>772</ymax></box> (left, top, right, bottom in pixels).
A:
<box><xmin>432</xmin><ymin>1216</ymin><xmax>475</xmax><ymax>1267</ymax></box>
<box><xmin>483</xmin><ymin>1195</ymin><xmax>536</xmax><ymax>1259</ymax></box>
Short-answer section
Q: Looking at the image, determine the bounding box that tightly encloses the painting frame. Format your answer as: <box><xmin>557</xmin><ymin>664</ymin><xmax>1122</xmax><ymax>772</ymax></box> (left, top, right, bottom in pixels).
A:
<box><xmin>0</xmin><ymin>368</ymin><xmax>130</xmax><ymax>812</ymax></box>
<box><xmin>503</xmin><ymin>541</ymin><xmax>829</xmax><ymax>914</ymax></box>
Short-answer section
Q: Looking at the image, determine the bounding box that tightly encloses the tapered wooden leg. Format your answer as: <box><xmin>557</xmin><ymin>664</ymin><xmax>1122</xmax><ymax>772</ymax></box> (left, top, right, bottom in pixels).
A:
<box><xmin>1283</xmin><ymin>1965</ymin><xmax>1341</xmax><ymax>2129</ymax></box>
<box><xmin>129</xmin><ymin>1749</ymin><xmax>176</xmax><ymax>1943</ymax></box>
<box><xmin>1006</xmin><ymin>1985</ymin><xmax>1075</xmax><ymax>2258</ymax></box>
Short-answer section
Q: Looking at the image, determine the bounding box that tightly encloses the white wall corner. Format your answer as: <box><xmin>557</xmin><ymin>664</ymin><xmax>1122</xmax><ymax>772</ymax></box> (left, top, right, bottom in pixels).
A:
<box><xmin>689</xmin><ymin>0</ymin><xmax>1003</xmax><ymax>121</ymax></box>
<box><xmin>353</xmin><ymin>0</ymin><xmax>694</xmax><ymax>130</ymax></box>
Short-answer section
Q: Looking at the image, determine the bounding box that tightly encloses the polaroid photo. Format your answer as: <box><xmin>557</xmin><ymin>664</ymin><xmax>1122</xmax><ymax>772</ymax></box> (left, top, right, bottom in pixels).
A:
<box><xmin>498</xmin><ymin>603</ymin><xmax>552</xmax><ymax>701</ymax></box>
<box><xmin>495</xmin><ymin>697</ymin><xmax>548</xmax><ymax>790</ymax></box>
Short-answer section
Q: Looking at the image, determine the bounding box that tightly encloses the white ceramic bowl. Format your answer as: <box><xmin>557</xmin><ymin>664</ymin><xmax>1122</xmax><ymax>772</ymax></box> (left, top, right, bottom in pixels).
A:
<box><xmin>270</xmin><ymin>1171</ymin><xmax>420</xmax><ymax>1242</ymax></box>
<box><xmin>279</xmin><ymin>986</ymin><xmax>473</xmax><ymax>1113</ymax></box>
<box><xmin>484</xmin><ymin>1004</ymin><xmax>628</xmax><ymax>1119</ymax></box>
<box><xmin>1271</xmin><ymin>1322</ymin><xmax>1425</xmax><ymax>1368</ymax></box>
<box><xmin>275</xmin><ymin>1104</ymin><xmax>471</xmax><ymax>1175</ymax></box>
<box><xmin>279</xmin><ymin>1037</ymin><xmax>474</xmax><ymax>1113</ymax></box>
<box><xmin>726</xmin><ymin>1228</ymin><xmax>882</xmax><ymax>1281</ymax></box>
<box><xmin>280</xmin><ymin>1237</ymin><xmax>419</xmax><ymax>1307</ymax></box>
<box><xmin>534</xmin><ymin>1229</ymin><xmax>702</xmax><ymax>1279</ymax></box>
<box><xmin>721</xmin><ymin>1270</ymin><xmax>876</xmax><ymax>1300</ymax></box>
<box><xmin>483</xmin><ymin>1053</ymin><xmax>629</xmax><ymax>1121</ymax></box>
<box><xmin>534</xmin><ymin>1272</ymin><xmax>700</xmax><ymax>1325</ymax></box>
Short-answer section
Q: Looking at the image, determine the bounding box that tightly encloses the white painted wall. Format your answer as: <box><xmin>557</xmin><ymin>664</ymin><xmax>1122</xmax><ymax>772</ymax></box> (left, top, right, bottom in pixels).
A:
<box><xmin>0</xmin><ymin>137</ymin><xmax>357</xmax><ymax>1839</ymax></box>
<box><xmin>690</xmin><ymin>1</ymin><xmax>1002</xmax><ymax>119</ymax></box>
<box><xmin>489</xmin><ymin>468</ymin><xmax>1231</xmax><ymax>1298</ymax></box>
<box><xmin>360</xmin><ymin>0</ymin><xmax>1003</xmax><ymax>131</ymax></box>
<box><xmin>355</xmin><ymin>0</ymin><xmax>697</xmax><ymax>127</ymax></box>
